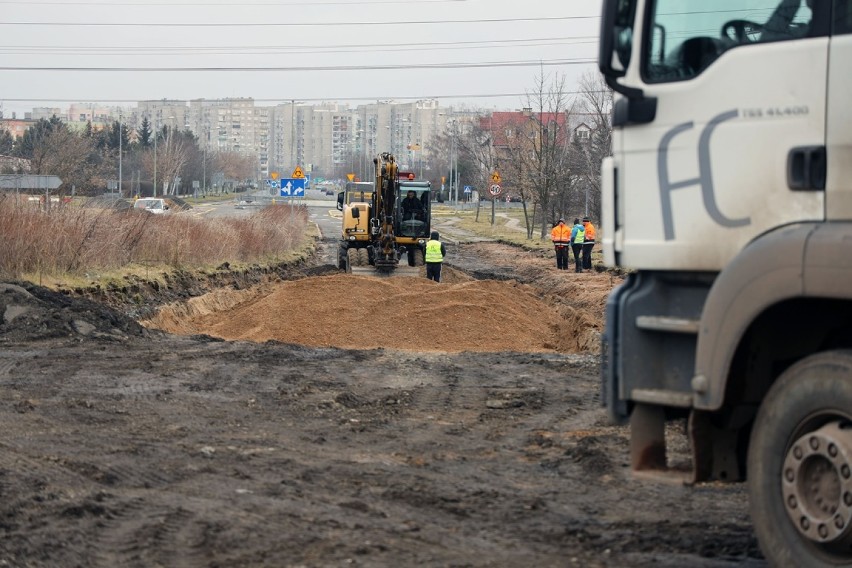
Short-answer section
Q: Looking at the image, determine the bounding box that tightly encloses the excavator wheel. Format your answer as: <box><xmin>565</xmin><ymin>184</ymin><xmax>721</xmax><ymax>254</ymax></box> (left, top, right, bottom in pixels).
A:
<box><xmin>347</xmin><ymin>248</ymin><xmax>359</xmax><ymax>269</ymax></box>
<box><xmin>412</xmin><ymin>248</ymin><xmax>425</xmax><ymax>267</ymax></box>
<box><xmin>338</xmin><ymin>246</ymin><xmax>348</xmax><ymax>270</ymax></box>
<box><xmin>358</xmin><ymin>248</ymin><xmax>370</xmax><ymax>266</ymax></box>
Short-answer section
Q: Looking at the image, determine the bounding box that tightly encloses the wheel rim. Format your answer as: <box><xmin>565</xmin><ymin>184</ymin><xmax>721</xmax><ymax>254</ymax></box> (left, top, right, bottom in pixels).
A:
<box><xmin>782</xmin><ymin>420</ymin><xmax>852</xmax><ymax>552</ymax></box>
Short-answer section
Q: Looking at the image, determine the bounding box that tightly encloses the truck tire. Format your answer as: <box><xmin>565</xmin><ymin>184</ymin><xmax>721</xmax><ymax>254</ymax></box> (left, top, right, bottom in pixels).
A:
<box><xmin>358</xmin><ymin>248</ymin><xmax>369</xmax><ymax>266</ymax></box>
<box><xmin>748</xmin><ymin>350</ymin><xmax>852</xmax><ymax>567</ymax></box>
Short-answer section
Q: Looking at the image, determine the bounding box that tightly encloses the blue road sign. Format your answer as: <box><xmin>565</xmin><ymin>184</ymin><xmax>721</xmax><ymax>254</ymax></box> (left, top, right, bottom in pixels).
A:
<box><xmin>304</xmin><ymin>173</ymin><xmax>311</xmax><ymax>188</ymax></box>
<box><xmin>266</xmin><ymin>179</ymin><xmax>280</xmax><ymax>189</ymax></box>
<box><xmin>463</xmin><ymin>185</ymin><xmax>472</xmax><ymax>194</ymax></box>
<box><xmin>279</xmin><ymin>178</ymin><xmax>306</xmax><ymax>197</ymax></box>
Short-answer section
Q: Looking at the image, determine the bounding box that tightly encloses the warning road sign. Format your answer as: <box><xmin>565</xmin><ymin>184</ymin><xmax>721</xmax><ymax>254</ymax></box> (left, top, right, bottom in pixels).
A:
<box><xmin>491</xmin><ymin>171</ymin><xmax>501</xmax><ymax>184</ymax></box>
<box><xmin>292</xmin><ymin>166</ymin><xmax>305</xmax><ymax>179</ymax></box>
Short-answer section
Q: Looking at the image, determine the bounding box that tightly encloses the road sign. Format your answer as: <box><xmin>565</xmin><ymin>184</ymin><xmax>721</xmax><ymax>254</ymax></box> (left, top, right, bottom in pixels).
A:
<box><xmin>279</xmin><ymin>178</ymin><xmax>306</xmax><ymax>197</ymax></box>
<box><xmin>491</xmin><ymin>171</ymin><xmax>501</xmax><ymax>184</ymax></box>
<box><xmin>265</xmin><ymin>179</ymin><xmax>280</xmax><ymax>189</ymax></box>
<box><xmin>347</xmin><ymin>173</ymin><xmax>355</xmax><ymax>182</ymax></box>
<box><xmin>463</xmin><ymin>185</ymin><xmax>472</xmax><ymax>194</ymax></box>
<box><xmin>270</xmin><ymin>171</ymin><xmax>279</xmax><ymax>180</ymax></box>
<box><xmin>489</xmin><ymin>184</ymin><xmax>502</xmax><ymax>196</ymax></box>
<box><xmin>0</xmin><ymin>175</ymin><xmax>63</xmax><ymax>189</ymax></box>
<box><xmin>292</xmin><ymin>166</ymin><xmax>305</xmax><ymax>179</ymax></box>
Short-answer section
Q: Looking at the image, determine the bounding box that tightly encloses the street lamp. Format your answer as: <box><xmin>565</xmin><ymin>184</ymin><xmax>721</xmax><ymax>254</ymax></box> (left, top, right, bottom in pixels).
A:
<box><xmin>202</xmin><ymin>124</ymin><xmax>209</xmax><ymax>196</ymax></box>
<box><xmin>448</xmin><ymin>119</ymin><xmax>458</xmax><ymax>205</ymax></box>
<box><xmin>153</xmin><ymin>112</ymin><xmax>159</xmax><ymax>197</ymax></box>
<box><xmin>355</xmin><ymin>128</ymin><xmax>365</xmax><ymax>180</ymax></box>
<box><xmin>118</xmin><ymin>111</ymin><xmax>123</xmax><ymax>197</ymax></box>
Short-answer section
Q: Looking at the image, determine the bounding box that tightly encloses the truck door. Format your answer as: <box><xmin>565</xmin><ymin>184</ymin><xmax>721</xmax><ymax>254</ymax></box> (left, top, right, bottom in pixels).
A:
<box><xmin>613</xmin><ymin>0</ymin><xmax>829</xmax><ymax>271</ymax></box>
<box><xmin>827</xmin><ymin>1</ymin><xmax>852</xmax><ymax>218</ymax></box>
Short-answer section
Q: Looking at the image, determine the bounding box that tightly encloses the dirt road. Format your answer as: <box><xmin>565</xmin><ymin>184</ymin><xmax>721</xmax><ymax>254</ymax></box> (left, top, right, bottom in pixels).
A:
<box><xmin>0</xmin><ymin>238</ymin><xmax>765</xmax><ymax>567</ymax></box>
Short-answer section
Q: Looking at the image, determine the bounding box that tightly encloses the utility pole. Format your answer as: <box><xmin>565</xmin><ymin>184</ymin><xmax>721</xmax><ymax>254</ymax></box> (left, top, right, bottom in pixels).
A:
<box><xmin>153</xmin><ymin>113</ymin><xmax>158</xmax><ymax>197</ymax></box>
<box><xmin>203</xmin><ymin>124</ymin><xmax>207</xmax><ymax>195</ymax></box>
<box><xmin>118</xmin><ymin>112</ymin><xmax>123</xmax><ymax>197</ymax></box>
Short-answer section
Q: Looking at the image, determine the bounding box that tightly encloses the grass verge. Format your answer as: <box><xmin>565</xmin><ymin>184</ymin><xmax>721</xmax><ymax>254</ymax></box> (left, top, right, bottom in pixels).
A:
<box><xmin>1</xmin><ymin>196</ymin><xmax>313</xmax><ymax>289</ymax></box>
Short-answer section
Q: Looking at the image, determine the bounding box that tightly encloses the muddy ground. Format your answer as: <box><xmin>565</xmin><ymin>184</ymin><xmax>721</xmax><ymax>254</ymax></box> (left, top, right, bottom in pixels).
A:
<box><xmin>0</xmin><ymin>234</ymin><xmax>765</xmax><ymax>567</ymax></box>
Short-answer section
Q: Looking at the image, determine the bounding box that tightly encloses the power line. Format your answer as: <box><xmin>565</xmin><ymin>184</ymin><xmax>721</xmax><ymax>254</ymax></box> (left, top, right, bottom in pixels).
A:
<box><xmin>0</xmin><ymin>40</ymin><xmax>598</xmax><ymax>57</ymax></box>
<box><xmin>0</xmin><ymin>90</ymin><xmax>610</xmax><ymax>105</ymax></box>
<box><xmin>0</xmin><ymin>35</ymin><xmax>598</xmax><ymax>53</ymax></box>
<box><xmin>0</xmin><ymin>0</ymin><xmax>469</xmax><ymax>4</ymax></box>
<box><xmin>0</xmin><ymin>58</ymin><xmax>596</xmax><ymax>72</ymax></box>
<box><xmin>0</xmin><ymin>15</ymin><xmax>598</xmax><ymax>28</ymax></box>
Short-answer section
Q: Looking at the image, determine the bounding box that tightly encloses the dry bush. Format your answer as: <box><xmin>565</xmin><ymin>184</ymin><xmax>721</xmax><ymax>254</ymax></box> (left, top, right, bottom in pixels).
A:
<box><xmin>0</xmin><ymin>197</ymin><xmax>308</xmax><ymax>280</ymax></box>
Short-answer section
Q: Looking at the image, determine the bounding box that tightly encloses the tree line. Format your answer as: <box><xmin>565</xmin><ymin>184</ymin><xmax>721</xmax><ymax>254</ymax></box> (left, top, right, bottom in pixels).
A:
<box><xmin>0</xmin><ymin>116</ymin><xmax>257</xmax><ymax>197</ymax></box>
<box><xmin>432</xmin><ymin>71</ymin><xmax>612</xmax><ymax>239</ymax></box>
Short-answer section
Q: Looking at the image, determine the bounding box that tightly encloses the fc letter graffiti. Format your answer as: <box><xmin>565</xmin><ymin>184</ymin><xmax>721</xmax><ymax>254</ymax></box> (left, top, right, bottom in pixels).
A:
<box><xmin>657</xmin><ymin>110</ymin><xmax>751</xmax><ymax>241</ymax></box>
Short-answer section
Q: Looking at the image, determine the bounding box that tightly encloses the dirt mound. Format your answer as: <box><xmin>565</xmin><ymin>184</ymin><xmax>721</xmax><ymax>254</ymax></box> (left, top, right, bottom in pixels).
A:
<box><xmin>0</xmin><ymin>281</ymin><xmax>147</xmax><ymax>343</ymax></box>
<box><xmin>145</xmin><ymin>273</ymin><xmax>571</xmax><ymax>352</ymax></box>
<box><xmin>446</xmin><ymin>242</ymin><xmax>622</xmax><ymax>353</ymax></box>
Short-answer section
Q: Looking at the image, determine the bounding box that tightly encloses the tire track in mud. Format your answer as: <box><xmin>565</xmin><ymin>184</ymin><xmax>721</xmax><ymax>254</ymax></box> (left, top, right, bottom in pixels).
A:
<box><xmin>90</xmin><ymin>496</ymin><xmax>210</xmax><ymax>568</ymax></box>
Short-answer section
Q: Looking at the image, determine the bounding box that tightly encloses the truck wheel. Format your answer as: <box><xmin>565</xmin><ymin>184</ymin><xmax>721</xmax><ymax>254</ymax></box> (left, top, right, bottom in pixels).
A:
<box><xmin>748</xmin><ymin>350</ymin><xmax>852</xmax><ymax>567</ymax></box>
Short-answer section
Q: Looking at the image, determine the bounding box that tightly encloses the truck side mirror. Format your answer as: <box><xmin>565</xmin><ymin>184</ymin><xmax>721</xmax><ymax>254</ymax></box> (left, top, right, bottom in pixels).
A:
<box><xmin>598</xmin><ymin>0</ymin><xmax>634</xmax><ymax>79</ymax></box>
<box><xmin>336</xmin><ymin>192</ymin><xmax>344</xmax><ymax>211</ymax></box>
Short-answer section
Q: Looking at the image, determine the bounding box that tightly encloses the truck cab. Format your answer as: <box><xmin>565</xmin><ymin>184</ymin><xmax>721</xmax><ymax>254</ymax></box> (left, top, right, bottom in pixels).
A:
<box><xmin>599</xmin><ymin>1</ymin><xmax>852</xmax><ymax>565</ymax></box>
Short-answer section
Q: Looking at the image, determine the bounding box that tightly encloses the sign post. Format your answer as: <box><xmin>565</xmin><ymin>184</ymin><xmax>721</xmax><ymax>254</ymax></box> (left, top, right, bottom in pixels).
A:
<box><xmin>489</xmin><ymin>183</ymin><xmax>502</xmax><ymax>226</ymax></box>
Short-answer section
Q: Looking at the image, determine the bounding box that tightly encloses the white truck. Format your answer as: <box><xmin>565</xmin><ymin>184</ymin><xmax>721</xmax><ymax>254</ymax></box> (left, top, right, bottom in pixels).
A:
<box><xmin>598</xmin><ymin>1</ymin><xmax>852</xmax><ymax>565</ymax></box>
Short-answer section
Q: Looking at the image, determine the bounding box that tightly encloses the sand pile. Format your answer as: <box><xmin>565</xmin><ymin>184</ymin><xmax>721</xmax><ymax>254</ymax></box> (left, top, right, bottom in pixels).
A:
<box><xmin>145</xmin><ymin>273</ymin><xmax>570</xmax><ymax>353</ymax></box>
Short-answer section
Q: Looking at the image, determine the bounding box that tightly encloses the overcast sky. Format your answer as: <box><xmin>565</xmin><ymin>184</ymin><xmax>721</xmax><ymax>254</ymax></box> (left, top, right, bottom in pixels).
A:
<box><xmin>1</xmin><ymin>0</ymin><xmax>602</xmax><ymax>116</ymax></box>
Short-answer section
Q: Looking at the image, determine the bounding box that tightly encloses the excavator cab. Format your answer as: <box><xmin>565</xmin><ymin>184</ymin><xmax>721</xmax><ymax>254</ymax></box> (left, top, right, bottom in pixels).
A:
<box><xmin>397</xmin><ymin>182</ymin><xmax>431</xmax><ymax>239</ymax></box>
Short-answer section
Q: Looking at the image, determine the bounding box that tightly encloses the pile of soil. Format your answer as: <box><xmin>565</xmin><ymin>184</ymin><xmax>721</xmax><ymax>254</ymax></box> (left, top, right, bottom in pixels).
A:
<box><xmin>145</xmin><ymin>272</ymin><xmax>571</xmax><ymax>352</ymax></box>
<box><xmin>0</xmin><ymin>282</ymin><xmax>146</xmax><ymax>343</ymax></box>
<box><xmin>143</xmin><ymin>242</ymin><xmax>623</xmax><ymax>354</ymax></box>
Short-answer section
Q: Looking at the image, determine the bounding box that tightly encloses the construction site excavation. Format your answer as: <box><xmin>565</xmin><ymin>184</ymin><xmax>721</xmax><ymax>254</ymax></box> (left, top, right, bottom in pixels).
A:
<box><xmin>0</xmin><ymin>232</ymin><xmax>765</xmax><ymax>566</ymax></box>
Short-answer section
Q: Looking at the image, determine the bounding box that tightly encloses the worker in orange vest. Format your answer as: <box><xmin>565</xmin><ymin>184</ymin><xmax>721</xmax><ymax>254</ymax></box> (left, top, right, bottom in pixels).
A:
<box><xmin>550</xmin><ymin>218</ymin><xmax>572</xmax><ymax>270</ymax></box>
<box><xmin>582</xmin><ymin>217</ymin><xmax>596</xmax><ymax>271</ymax></box>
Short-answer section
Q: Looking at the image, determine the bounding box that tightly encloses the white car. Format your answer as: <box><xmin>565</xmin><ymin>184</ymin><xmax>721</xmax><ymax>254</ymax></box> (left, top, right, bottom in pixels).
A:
<box><xmin>134</xmin><ymin>198</ymin><xmax>170</xmax><ymax>214</ymax></box>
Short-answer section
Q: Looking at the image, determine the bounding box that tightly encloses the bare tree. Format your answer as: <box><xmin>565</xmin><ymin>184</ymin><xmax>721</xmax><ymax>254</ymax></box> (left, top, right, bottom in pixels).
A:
<box><xmin>214</xmin><ymin>151</ymin><xmax>255</xmax><ymax>183</ymax></box>
<box><xmin>499</xmin><ymin>70</ymin><xmax>576</xmax><ymax>239</ymax></box>
<box><xmin>20</xmin><ymin>123</ymin><xmax>107</xmax><ymax>194</ymax></box>
<box><xmin>140</xmin><ymin>126</ymin><xmax>189</xmax><ymax>195</ymax></box>
<box><xmin>455</xmin><ymin>116</ymin><xmax>499</xmax><ymax>222</ymax></box>
<box><xmin>571</xmin><ymin>71</ymin><xmax>613</xmax><ymax>221</ymax></box>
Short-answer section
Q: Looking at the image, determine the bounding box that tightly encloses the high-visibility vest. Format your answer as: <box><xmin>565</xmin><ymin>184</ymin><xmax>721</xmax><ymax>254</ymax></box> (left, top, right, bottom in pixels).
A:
<box><xmin>551</xmin><ymin>224</ymin><xmax>571</xmax><ymax>243</ymax></box>
<box><xmin>573</xmin><ymin>226</ymin><xmax>586</xmax><ymax>244</ymax></box>
<box><xmin>425</xmin><ymin>239</ymin><xmax>443</xmax><ymax>263</ymax></box>
<box><xmin>583</xmin><ymin>222</ymin><xmax>596</xmax><ymax>241</ymax></box>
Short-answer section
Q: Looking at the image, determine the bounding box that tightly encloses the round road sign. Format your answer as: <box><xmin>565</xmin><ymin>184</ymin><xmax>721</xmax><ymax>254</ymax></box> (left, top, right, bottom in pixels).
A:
<box><xmin>489</xmin><ymin>184</ymin><xmax>502</xmax><ymax>196</ymax></box>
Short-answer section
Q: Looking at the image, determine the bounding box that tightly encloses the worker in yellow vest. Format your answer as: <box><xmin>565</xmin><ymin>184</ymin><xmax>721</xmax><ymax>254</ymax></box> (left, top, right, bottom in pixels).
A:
<box><xmin>424</xmin><ymin>231</ymin><xmax>447</xmax><ymax>282</ymax></box>
<box><xmin>569</xmin><ymin>218</ymin><xmax>586</xmax><ymax>273</ymax></box>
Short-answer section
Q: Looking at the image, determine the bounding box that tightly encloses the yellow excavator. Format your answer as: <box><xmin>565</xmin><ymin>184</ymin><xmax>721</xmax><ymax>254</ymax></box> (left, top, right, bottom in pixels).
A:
<box><xmin>336</xmin><ymin>153</ymin><xmax>432</xmax><ymax>275</ymax></box>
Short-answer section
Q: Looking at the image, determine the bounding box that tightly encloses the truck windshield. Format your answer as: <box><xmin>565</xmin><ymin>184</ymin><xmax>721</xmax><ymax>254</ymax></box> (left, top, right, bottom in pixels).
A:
<box><xmin>644</xmin><ymin>0</ymin><xmax>813</xmax><ymax>82</ymax></box>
